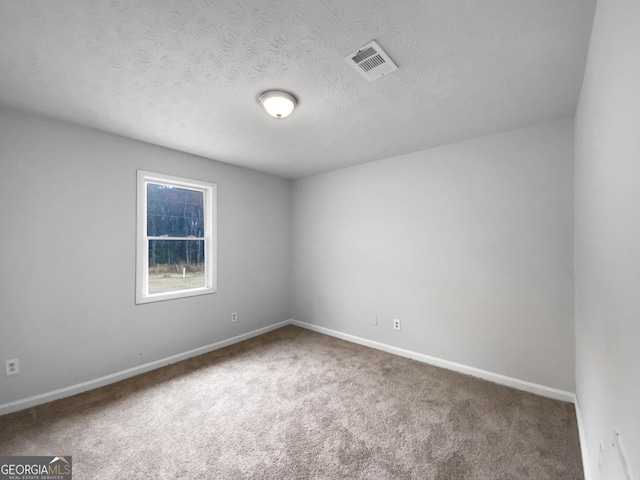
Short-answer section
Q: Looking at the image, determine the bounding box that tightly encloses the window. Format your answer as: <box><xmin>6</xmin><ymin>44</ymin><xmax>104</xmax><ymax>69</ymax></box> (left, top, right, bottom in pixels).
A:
<box><xmin>136</xmin><ymin>170</ymin><xmax>216</xmax><ymax>304</ymax></box>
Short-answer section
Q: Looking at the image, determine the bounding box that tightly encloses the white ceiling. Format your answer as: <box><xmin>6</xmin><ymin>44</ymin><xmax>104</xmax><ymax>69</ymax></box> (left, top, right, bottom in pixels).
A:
<box><xmin>0</xmin><ymin>0</ymin><xmax>596</xmax><ymax>179</ymax></box>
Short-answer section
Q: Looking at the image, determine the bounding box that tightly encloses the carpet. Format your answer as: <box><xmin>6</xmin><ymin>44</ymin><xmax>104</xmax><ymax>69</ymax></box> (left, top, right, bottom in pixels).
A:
<box><xmin>0</xmin><ymin>325</ymin><xmax>583</xmax><ymax>479</ymax></box>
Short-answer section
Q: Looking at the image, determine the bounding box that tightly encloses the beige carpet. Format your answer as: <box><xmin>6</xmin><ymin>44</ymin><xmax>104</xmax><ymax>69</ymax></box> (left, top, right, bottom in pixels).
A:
<box><xmin>0</xmin><ymin>325</ymin><xmax>583</xmax><ymax>479</ymax></box>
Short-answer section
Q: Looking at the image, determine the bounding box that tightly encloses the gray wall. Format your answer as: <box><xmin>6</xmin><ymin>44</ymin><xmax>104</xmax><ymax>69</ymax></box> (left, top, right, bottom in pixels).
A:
<box><xmin>291</xmin><ymin>118</ymin><xmax>575</xmax><ymax>392</ymax></box>
<box><xmin>574</xmin><ymin>0</ymin><xmax>640</xmax><ymax>476</ymax></box>
<box><xmin>0</xmin><ymin>109</ymin><xmax>291</xmax><ymax>405</ymax></box>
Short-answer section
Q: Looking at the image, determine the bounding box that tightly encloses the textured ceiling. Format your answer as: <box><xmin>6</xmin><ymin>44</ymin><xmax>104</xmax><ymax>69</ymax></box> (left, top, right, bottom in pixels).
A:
<box><xmin>0</xmin><ymin>0</ymin><xmax>596</xmax><ymax>178</ymax></box>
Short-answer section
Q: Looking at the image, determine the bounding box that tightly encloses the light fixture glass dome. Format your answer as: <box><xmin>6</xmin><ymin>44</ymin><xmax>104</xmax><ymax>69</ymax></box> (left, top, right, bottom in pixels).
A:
<box><xmin>259</xmin><ymin>90</ymin><xmax>297</xmax><ymax>119</ymax></box>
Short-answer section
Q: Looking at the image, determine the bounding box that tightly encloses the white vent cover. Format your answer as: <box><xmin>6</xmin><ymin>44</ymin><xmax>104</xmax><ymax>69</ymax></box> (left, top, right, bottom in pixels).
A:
<box><xmin>345</xmin><ymin>40</ymin><xmax>398</xmax><ymax>82</ymax></box>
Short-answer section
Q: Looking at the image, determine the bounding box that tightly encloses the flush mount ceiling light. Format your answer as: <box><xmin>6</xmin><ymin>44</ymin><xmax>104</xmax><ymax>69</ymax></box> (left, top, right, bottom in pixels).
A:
<box><xmin>258</xmin><ymin>90</ymin><xmax>298</xmax><ymax>119</ymax></box>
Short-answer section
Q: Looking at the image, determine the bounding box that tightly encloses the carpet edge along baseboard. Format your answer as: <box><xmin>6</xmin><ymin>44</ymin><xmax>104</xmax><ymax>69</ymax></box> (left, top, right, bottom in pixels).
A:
<box><xmin>291</xmin><ymin>320</ymin><xmax>576</xmax><ymax>403</ymax></box>
<box><xmin>0</xmin><ymin>318</ymin><xmax>575</xmax><ymax>416</ymax></box>
<box><xmin>0</xmin><ymin>320</ymin><xmax>291</xmax><ymax>416</ymax></box>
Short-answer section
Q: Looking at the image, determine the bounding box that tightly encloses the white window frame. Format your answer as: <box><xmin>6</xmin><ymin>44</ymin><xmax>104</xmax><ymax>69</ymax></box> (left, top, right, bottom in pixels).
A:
<box><xmin>136</xmin><ymin>170</ymin><xmax>217</xmax><ymax>304</ymax></box>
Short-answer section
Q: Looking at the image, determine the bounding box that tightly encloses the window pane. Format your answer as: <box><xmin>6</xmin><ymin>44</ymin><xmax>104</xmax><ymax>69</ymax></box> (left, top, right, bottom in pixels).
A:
<box><xmin>147</xmin><ymin>240</ymin><xmax>205</xmax><ymax>294</ymax></box>
<box><xmin>147</xmin><ymin>183</ymin><xmax>204</xmax><ymax>237</ymax></box>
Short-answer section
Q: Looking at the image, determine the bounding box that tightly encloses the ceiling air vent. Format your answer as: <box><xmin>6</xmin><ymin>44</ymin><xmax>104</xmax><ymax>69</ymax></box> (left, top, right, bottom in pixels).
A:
<box><xmin>345</xmin><ymin>40</ymin><xmax>398</xmax><ymax>82</ymax></box>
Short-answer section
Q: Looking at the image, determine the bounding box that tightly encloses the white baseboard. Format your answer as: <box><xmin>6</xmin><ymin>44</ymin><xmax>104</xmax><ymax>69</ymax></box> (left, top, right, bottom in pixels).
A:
<box><xmin>0</xmin><ymin>320</ymin><xmax>290</xmax><ymax>417</ymax></box>
<box><xmin>1</xmin><ymin>319</ymin><xmax>576</xmax><ymax>418</ymax></box>
<box><xmin>290</xmin><ymin>319</ymin><xmax>576</xmax><ymax>403</ymax></box>
<box><xmin>575</xmin><ymin>398</ymin><xmax>593</xmax><ymax>480</ymax></box>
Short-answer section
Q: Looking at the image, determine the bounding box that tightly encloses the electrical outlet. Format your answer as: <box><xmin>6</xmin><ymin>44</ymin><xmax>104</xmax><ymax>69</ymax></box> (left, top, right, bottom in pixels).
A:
<box><xmin>393</xmin><ymin>319</ymin><xmax>401</xmax><ymax>331</ymax></box>
<box><xmin>231</xmin><ymin>312</ymin><xmax>238</xmax><ymax>323</ymax></box>
<box><xmin>371</xmin><ymin>315</ymin><xmax>378</xmax><ymax>326</ymax></box>
<box><xmin>5</xmin><ymin>358</ymin><xmax>20</xmax><ymax>376</ymax></box>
